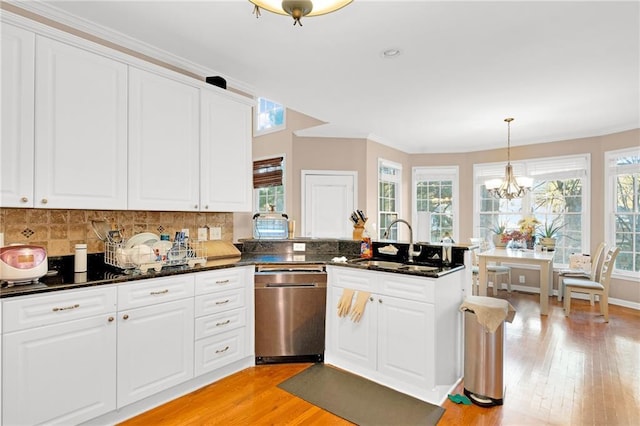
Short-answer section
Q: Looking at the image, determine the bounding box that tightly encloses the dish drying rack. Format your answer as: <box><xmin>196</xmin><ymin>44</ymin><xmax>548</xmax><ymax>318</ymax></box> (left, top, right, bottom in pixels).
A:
<box><xmin>105</xmin><ymin>240</ymin><xmax>207</xmax><ymax>273</ymax></box>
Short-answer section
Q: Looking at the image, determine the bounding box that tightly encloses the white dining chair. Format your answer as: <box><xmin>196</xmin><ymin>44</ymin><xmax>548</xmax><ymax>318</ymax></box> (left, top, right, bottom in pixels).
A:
<box><xmin>563</xmin><ymin>246</ymin><xmax>620</xmax><ymax>322</ymax></box>
<box><xmin>471</xmin><ymin>242</ymin><xmax>512</xmax><ymax>295</ymax></box>
<box><xmin>557</xmin><ymin>242</ymin><xmax>606</xmax><ymax>302</ymax></box>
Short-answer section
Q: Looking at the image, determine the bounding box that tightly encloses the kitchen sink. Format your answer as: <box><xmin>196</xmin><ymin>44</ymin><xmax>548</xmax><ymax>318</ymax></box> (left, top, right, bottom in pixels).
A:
<box><xmin>397</xmin><ymin>264</ymin><xmax>440</xmax><ymax>273</ymax></box>
<box><xmin>348</xmin><ymin>258</ymin><xmax>404</xmax><ymax>269</ymax></box>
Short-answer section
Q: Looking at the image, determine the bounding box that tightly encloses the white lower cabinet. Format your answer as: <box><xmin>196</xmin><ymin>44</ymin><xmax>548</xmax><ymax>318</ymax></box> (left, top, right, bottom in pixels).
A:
<box><xmin>325</xmin><ymin>266</ymin><xmax>462</xmax><ymax>405</ymax></box>
<box><xmin>2</xmin><ymin>287</ymin><xmax>117</xmax><ymax>425</ymax></box>
<box><xmin>116</xmin><ymin>277</ymin><xmax>195</xmax><ymax>408</ymax></box>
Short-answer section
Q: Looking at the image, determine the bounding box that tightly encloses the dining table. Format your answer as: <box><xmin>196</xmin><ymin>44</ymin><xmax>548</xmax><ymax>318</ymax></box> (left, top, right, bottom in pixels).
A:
<box><xmin>477</xmin><ymin>248</ymin><xmax>556</xmax><ymax>315</ymax></box>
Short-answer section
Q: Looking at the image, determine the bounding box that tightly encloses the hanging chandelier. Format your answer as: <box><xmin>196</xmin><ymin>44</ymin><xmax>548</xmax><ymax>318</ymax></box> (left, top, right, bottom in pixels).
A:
<box><xmin>250</xmin><ymin>0</ymin><xmax>353</xmax><ymax>26</ymax></box>
<box><xmin>485</xmin><ymin>118</ymin><xmax>533</xmax><ymax>200</ymax></box>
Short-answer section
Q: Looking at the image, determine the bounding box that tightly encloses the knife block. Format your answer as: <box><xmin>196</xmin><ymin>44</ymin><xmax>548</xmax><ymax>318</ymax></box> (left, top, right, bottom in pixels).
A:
<box><xmin>353</xmin><ymin>224</ymin><xmax>365</xmax><ymax>240</ymax></box>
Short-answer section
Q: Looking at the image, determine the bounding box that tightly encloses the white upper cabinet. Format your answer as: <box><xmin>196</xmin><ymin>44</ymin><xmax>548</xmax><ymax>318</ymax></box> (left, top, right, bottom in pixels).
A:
<box><xmin>200</xmin><ymin>89</ymin><xmax>253</xmax><ymax>212</ymax></box>
<box><xmin>128</xmin><ymin>67</ymin><xmax>200</xmax><ymax>211</ymax></box>
<box><xmin>1</xmin><ymin>23</ymin><xmax>35</xmax><ymax>207</ymax></box>
<box><xmin>34</xmin><ymin>36</ymin><xmax>128</xmax><ymax>209</ymax></box>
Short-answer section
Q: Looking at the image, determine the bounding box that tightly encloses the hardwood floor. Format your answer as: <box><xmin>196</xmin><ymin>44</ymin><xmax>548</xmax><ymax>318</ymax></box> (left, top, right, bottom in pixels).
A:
<box><xmin>120</xmin><ymin>291</ymin><xmax>640</xmax><ymax>426</ymax></box>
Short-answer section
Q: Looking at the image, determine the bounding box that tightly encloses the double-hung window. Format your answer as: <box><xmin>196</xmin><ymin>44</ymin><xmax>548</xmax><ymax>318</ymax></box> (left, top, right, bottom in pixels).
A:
<box><xmin>605</xmin><ymin>148</ymin><xmax>640</xmax><ymax>278</ymax></box>
<box><xmin>413</xmin><ymin>166</ymin><xmax>459</xmax><ymax>242</ymax></box>
<box><xmin>474</xmin><ymin>154</ymin><xmax>590</xmax><ymax>265</ymax></box>
<box><xmin>253</xmin><ymin>156</ymin><xmax>285</xmax><ymax>213</ymax></box>
<box><xmin>378</xmin><ymin>159</ymin><xmax>402</xmax><ymax>240</ymax></box>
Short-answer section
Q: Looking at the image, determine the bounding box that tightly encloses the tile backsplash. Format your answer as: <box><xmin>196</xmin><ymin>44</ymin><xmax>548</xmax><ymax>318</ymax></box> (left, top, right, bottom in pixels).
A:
<box><xmin>0</xmin><ymin>208</ymin><xmax>233</xmax><ymax>256</ymax></box>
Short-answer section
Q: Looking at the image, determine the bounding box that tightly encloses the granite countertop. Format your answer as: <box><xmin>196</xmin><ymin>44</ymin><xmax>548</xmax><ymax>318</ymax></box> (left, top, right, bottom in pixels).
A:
<box><xmin>1</xmin><ymin>247</ymin><xmax>466</xmax><ymax>299</ymax></box>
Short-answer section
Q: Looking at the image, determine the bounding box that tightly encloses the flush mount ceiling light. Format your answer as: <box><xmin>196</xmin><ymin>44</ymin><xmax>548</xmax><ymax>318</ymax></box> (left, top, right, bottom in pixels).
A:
<box><xmin>250</xmin><ymin>0</ymin><xmax>353</xmax><ymax>26</ymax></box>
<box><xmin>485</xmin><ymin>118</ymin><xmax>533</xmax><ymax>200</ymax></box>
<box><xmin>381</xmin><ymin>48</ymin><xmax>402</xmax><ymax>58</ymax></box>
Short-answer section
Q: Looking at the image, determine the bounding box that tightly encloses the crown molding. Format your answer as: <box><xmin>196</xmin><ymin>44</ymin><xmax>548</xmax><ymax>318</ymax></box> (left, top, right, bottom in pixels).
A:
<box><xmin>2</xmin><ymin>0</ymin><xmax>255</xmax><ymax>96</ymax></box>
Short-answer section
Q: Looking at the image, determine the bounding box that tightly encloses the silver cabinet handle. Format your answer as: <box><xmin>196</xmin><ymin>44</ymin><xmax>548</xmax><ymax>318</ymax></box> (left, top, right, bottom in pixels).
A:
<box><xmin>108</xmin><ymin>316</ymin><xmax>114</xmax><ymax>322</ymax></box>
<box><xmin>216</xmin><ymin>319</ymin><xmax>231</xmax><ymax>327</ymax></box>
<box><xmin>215</xmin><ymin>279</ymin><xmax>230</xmax><ymax>284</ymax></box>
<box><xmin>204</xmin><ymin>205</ymin><xmax>209</xmax><ymax>210</ymax></box>
<box><xmin>215</xmin><ymin>299</ymin><xmax>230</xmax><ymax>305</ymax></box>
<box><xmin>150</xmin><ymin>289</ymin><xmax>169</xmax><ymax>295</ymax></box>
<box><xmin>123</xmin><ymin>314</ymin><xmax>129</xmax><ymax>320</ymax></box>
<box><xmin>20</xmin><ymin>196</ymin><xmax>28</xmax><ymax>203</ymax></box>
<box><xmin>378</xmin><ymin>299</ymin><xmax>383</xmax><ymax>303</ymax></box>
<box><xmin>215</xmin><ymin>346</ymin><xmax>230</xmax><ymax>354</ymax></box>
<box><xmin>194</xmin><ymin>204</ymin><xmax>198</xmax><ymax>209</ymax></box>
<box><xmin>41</xmin><ymin>198</ymin><xmax>48</xmax><ymax>204</ymax></box>
<box><xmin>369</xmin><ymin>297</ymin><xmax>374</xmax><ymax>302</ymax></box>
<box><xmin>52</xmin><ymin>303</ymin><xmax>79</xmax><ymax>312</ymax></box>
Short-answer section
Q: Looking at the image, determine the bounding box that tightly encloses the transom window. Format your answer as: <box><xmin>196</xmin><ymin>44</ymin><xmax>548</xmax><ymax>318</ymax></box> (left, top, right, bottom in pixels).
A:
<box><xmin>254</xmin><ymin>97</ymin><xmax>285</xmax><ymax>136</ymax></box>
<box><xmin>605</xmin><ymin>148</ymin><xmax>640</xmax><ymax>277</ymax></box>
<box><xmin>474</xmin><ymin>154</ymin><xmax>590</xmax><ymax>265</ymax></box>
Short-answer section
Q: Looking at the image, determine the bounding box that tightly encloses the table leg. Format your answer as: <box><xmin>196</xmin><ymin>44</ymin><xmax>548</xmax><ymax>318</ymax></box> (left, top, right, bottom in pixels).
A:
<box><xmin>479</xmin><ymin>257</ymin><xmax>488</xmax><ymax>296</ymax></box>
<box><xmin>540</xmin><ymin>260</ymin><xmax>550</xmax><ymax>315</ymax></box>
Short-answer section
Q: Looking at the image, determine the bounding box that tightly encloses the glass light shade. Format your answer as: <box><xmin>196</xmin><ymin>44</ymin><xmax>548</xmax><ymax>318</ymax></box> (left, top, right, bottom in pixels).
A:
<box><xmin>249</xmin><ymin>0</ymin><xmax>352</xmax><ymax>17</ymax></box>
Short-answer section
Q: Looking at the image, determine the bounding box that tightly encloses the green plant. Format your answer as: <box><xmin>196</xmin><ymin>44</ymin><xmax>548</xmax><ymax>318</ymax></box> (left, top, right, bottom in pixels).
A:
<box><xmin>536</xmin><ymin>217</ymin><xmax>565</xmax><ymax>239</ymax></box>
<box><xmin>490</xmin><ymin>222</ymin><xmax>507</xmax><ymax>235</ymax></box>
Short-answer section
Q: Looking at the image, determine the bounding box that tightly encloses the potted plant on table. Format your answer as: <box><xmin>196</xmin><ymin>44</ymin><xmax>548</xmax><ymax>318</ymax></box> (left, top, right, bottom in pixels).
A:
<box><xmin>536</xmin><ymin>217</ymin><xmax>565</xmax><ymax>251</ymax></box>
<box><xmin>490</xmin><ymin>223</ymin><xmax>507</xmax><ymax>247</ymax></box>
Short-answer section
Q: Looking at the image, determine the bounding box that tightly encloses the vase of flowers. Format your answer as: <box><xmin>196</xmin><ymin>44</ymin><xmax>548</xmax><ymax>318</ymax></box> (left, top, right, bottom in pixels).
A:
<box><xmin>491</xmin><ymin>223</ymin><xmax>508</xmax><ymax>248</ymax></box>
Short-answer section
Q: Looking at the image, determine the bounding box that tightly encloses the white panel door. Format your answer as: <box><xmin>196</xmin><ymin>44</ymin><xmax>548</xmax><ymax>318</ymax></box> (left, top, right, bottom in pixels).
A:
<box><xmin>34</xmin><ymin>36</ymin><xmax>128</xmax><ymax>209</ymax></box>
<box><xmin>2</xmin><ymin>315</ymin><xmax>117</xmax><ymax>425</ymax></box>
<box><xmin>200</xmin><ymin>89</ymin><xmax>253</xmax><ymax>212</ymax></box>
<box><xmin>117</xmin><ymin>298</ymin><xmax>194</xmax><ymax>408</ymax></box>
<box><xmin>128</xmin><ymin>67</ymin><xmax>200</xmax><ymax>211</ymax></box>
<box><xmin>1</xmin><ymin>23</ymin><xmax>35</xmax><ymax>207</ymax></box>
<box><xmin>303</xmin><ymin>172</ymin><xmax>356</xmax><ymax>238</ymax></box>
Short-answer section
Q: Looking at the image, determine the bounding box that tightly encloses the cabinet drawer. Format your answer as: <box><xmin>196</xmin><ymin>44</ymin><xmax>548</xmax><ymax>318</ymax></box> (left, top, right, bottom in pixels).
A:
<box><xmin>195</xmin><ymin>288</ymin><xmax>244</xmax><ymax>317</ymax></box>
<box><xmin>194</xmin><ymin>328</ymin><xmax>245</xmax><ymax>376</ymax></box>
<box><xmin>195</xmin><ymin>307</ymin><xmax>246</xmax><ymax>340</ymax></box>
<box><xmin>195</xmin><ymin>268</ymin><xmax>244</xmax><ymax>295</ymax></box>
<box><xmin>328</xmin><ymin>266</ymin><xmax>378</xmax><ymax>292</ymax></box>
<box><xmin>3</xmin><ymin>286</ymin><xmax>117</xmax><ymax>332</ymax></box>
<box><xmin>118</xmin><ymin>275</ymin><xmax>194</xmax><ymax>310</ymax></box>
<box><xmin>380</xmin><ymin>272</ymin><xmax>435</xmax><ymax>303</ymax></box>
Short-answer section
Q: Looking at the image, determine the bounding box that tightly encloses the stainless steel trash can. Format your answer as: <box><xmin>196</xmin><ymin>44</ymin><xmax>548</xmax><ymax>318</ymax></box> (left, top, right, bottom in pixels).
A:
<box><xmin>463</xmin><ymin>309</ymin><xmax>505</xmax><ymax>407</ymax></box>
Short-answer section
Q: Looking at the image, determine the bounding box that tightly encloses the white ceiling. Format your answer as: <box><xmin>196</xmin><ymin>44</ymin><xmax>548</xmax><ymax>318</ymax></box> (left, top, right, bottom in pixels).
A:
<box><xmin>19</xmin><ymin>0</ymin><xmax>640</xmax><ymax>153</ymax></box>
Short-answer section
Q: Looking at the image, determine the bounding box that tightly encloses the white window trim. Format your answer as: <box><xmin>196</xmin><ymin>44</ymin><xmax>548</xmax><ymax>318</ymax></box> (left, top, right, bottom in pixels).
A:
<box><xmin>412</xmin><ymin>165</ymin><xmax>459</xmax><ymax>243</ymax></box>
<box><xmin>253</xmin><ymin>153</ymin><xmax>286</xmax><ymax>213</ymax></box>
<box><xmin>378</xmin><ymin>158</ymin><xmax>403</xmax><ymax>241</ymax></box>
<box><xmin>604</xmin><ymin>147</ymin><xmax>640</xmax><ymax>281</ymax></box>
<box><xmin>473</xmin><ymin>154</ymin><xmax>591</xmax><ymax>264</ymax></box>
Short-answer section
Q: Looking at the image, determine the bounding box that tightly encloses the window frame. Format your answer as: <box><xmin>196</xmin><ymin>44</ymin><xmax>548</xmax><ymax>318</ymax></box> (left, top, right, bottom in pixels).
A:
<box><xmin>473</xmin><ymin>154</ymin><xmax>590</xmax><ymax>266</ymax></box>
<box><xmin>378</xmin><ymin>158</ymin><xmax>403</xmax><ymax>241</ymax></box>
<box><xmin>604</xmin><ymin>147</ymin><xmax>640</xmax><ymax>280</ymax></box>
<box><xmin>253</xmin><ymin>97</ymin><xmax>286</xmax><ymax>137</ymax></box>
<box><xmin>412</xmin><ymin>166</ymin><xmax>459</xmax><ymax>243</ymax></box>
<box><xmin>253</xmin><ymin>154</ymin><xmax>286</xmax><ymax>214</ymax></box>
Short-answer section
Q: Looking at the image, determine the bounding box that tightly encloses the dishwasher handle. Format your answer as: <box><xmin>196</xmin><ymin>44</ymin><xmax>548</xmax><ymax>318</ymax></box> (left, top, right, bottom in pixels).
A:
<box><xmin>263</xmin><ymin>282</ymin><xmax>319</xmax><ymax>288</ymax></box>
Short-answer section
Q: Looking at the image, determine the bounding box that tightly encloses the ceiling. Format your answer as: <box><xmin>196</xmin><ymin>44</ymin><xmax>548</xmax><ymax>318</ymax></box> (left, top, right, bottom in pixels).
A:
<box><xmin>18</xmin><ymin>0</ymin><xmax>640</xmax><ymax>153</ymax></box>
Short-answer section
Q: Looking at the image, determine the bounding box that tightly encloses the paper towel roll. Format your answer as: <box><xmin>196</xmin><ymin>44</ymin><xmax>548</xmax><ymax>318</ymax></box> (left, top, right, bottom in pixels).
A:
<box><xmin>416</xmin><ymin>212</ymin><xmax>431</xmax><ymax>243</ymax></box>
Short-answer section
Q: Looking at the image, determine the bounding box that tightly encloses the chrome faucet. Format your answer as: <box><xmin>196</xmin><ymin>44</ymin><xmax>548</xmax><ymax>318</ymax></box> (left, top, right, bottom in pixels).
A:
<box><xmin>382</xmin><ymin>219</ymin><xmax>422</xmax><ymax>263</ymax></box>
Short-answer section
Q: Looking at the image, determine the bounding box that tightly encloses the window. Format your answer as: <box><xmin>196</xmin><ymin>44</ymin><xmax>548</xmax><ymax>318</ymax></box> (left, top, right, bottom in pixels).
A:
<box><xmin>474</xmin><ymin>154</ymin><xmax>590</xmax><ymax>265</ymax></box>
<box><xmin>605</xmin><ymin>148</ymin><xmax>640</xmax><ymax>278</ymax></box>
<box><xmin>253</xmin><ymin>156</ymin><xmax>285</xmax><ymax>212</ymax></box>
<box><xmin>413</xmin><ymin>166</ymin><xmax>459</xmax><ymax>242</ymax></box>
<box><xmin>254</xmin><ymin>97</ymin><xmax>285</xmax><ymax>135</ymax></box>
<box><xmin>378</xmin><ymin>159</ymin><xmax>402</xmax><ymax>240</ymax></box>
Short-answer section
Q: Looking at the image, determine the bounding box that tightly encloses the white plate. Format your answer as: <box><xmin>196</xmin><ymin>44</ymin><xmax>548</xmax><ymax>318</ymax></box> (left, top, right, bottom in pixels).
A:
<box><xmin>129</xmin><ymin>245</ymin><xmax>156</xmax><ymax>266</ymax></box>
<box><xmin>125</xmin><ymin>232</ymin><xmax>160</xmax><ymax>249</ymax></box>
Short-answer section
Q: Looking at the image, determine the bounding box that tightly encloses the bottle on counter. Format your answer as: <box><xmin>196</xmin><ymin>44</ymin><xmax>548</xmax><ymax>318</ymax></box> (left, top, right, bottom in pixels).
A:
<box><xmin>74</xmin><ymin>243</ymin><xmax>87</xmax><ymax>273</ymax></box>
<box><xmin>360</xmin><ymin>228</ymin><xmax>373</xmax><ymax>259</ymax></box>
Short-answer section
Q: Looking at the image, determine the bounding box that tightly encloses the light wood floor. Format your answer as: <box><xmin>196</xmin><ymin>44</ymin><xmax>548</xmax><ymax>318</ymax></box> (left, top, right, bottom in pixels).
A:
<box><xmin>120</xmin><ymin>291</ymin><xmax>640</xmax><ymax>426</ymax></box>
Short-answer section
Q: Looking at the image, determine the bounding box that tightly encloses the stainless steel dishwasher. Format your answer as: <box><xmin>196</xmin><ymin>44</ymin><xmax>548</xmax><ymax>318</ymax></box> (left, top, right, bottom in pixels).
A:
<box><xmin>254</xmin><ymin>264</ymin><xmax>327</xmax><ymax>364</ymax></box>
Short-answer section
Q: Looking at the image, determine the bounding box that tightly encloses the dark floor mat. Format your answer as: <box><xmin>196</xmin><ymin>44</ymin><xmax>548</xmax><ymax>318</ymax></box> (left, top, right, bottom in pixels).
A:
<box><xmin>277</xmin><ymin>363</ymin><xmax>445</xmax><ymax>426</ymax></box>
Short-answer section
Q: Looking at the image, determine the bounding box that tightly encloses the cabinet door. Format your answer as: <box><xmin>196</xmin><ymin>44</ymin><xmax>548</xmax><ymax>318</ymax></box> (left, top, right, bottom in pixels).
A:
<box><xmin>2</xmin><ymin>315</ymin><xmax>117</xmax><ymax>425</ymax></box>
<box><xmin>128</xmin><ymin>67</ymin><xmax>200</xmax><ymax>211</ymax></box>
<box><xmin>377</xmin><ymin>296</ymin><xmax>435</xmax><ymax>389</ymax></box>
<box><xmin>200</xmin><ymin>89</ymin><xmax>252</xmax><ymax>212</ymax></box>
<box><xmin>117</xmin><ymin>298</ymin><xmax>194</xmax><ymax>408</ymax></box>
<box><xmin>34</xmin><ymin>36</ymin><xmax>127</xmax><ymax>209</ymax></box>
<box><xmin>1</xmin><ymin>24</ymin><xmax>35</xmax><ymax>207</ymax></box>
<box><xmin>325</xmin><ymin>285</ymin><xmax>377</xmax><ymax>372</ymax></box>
